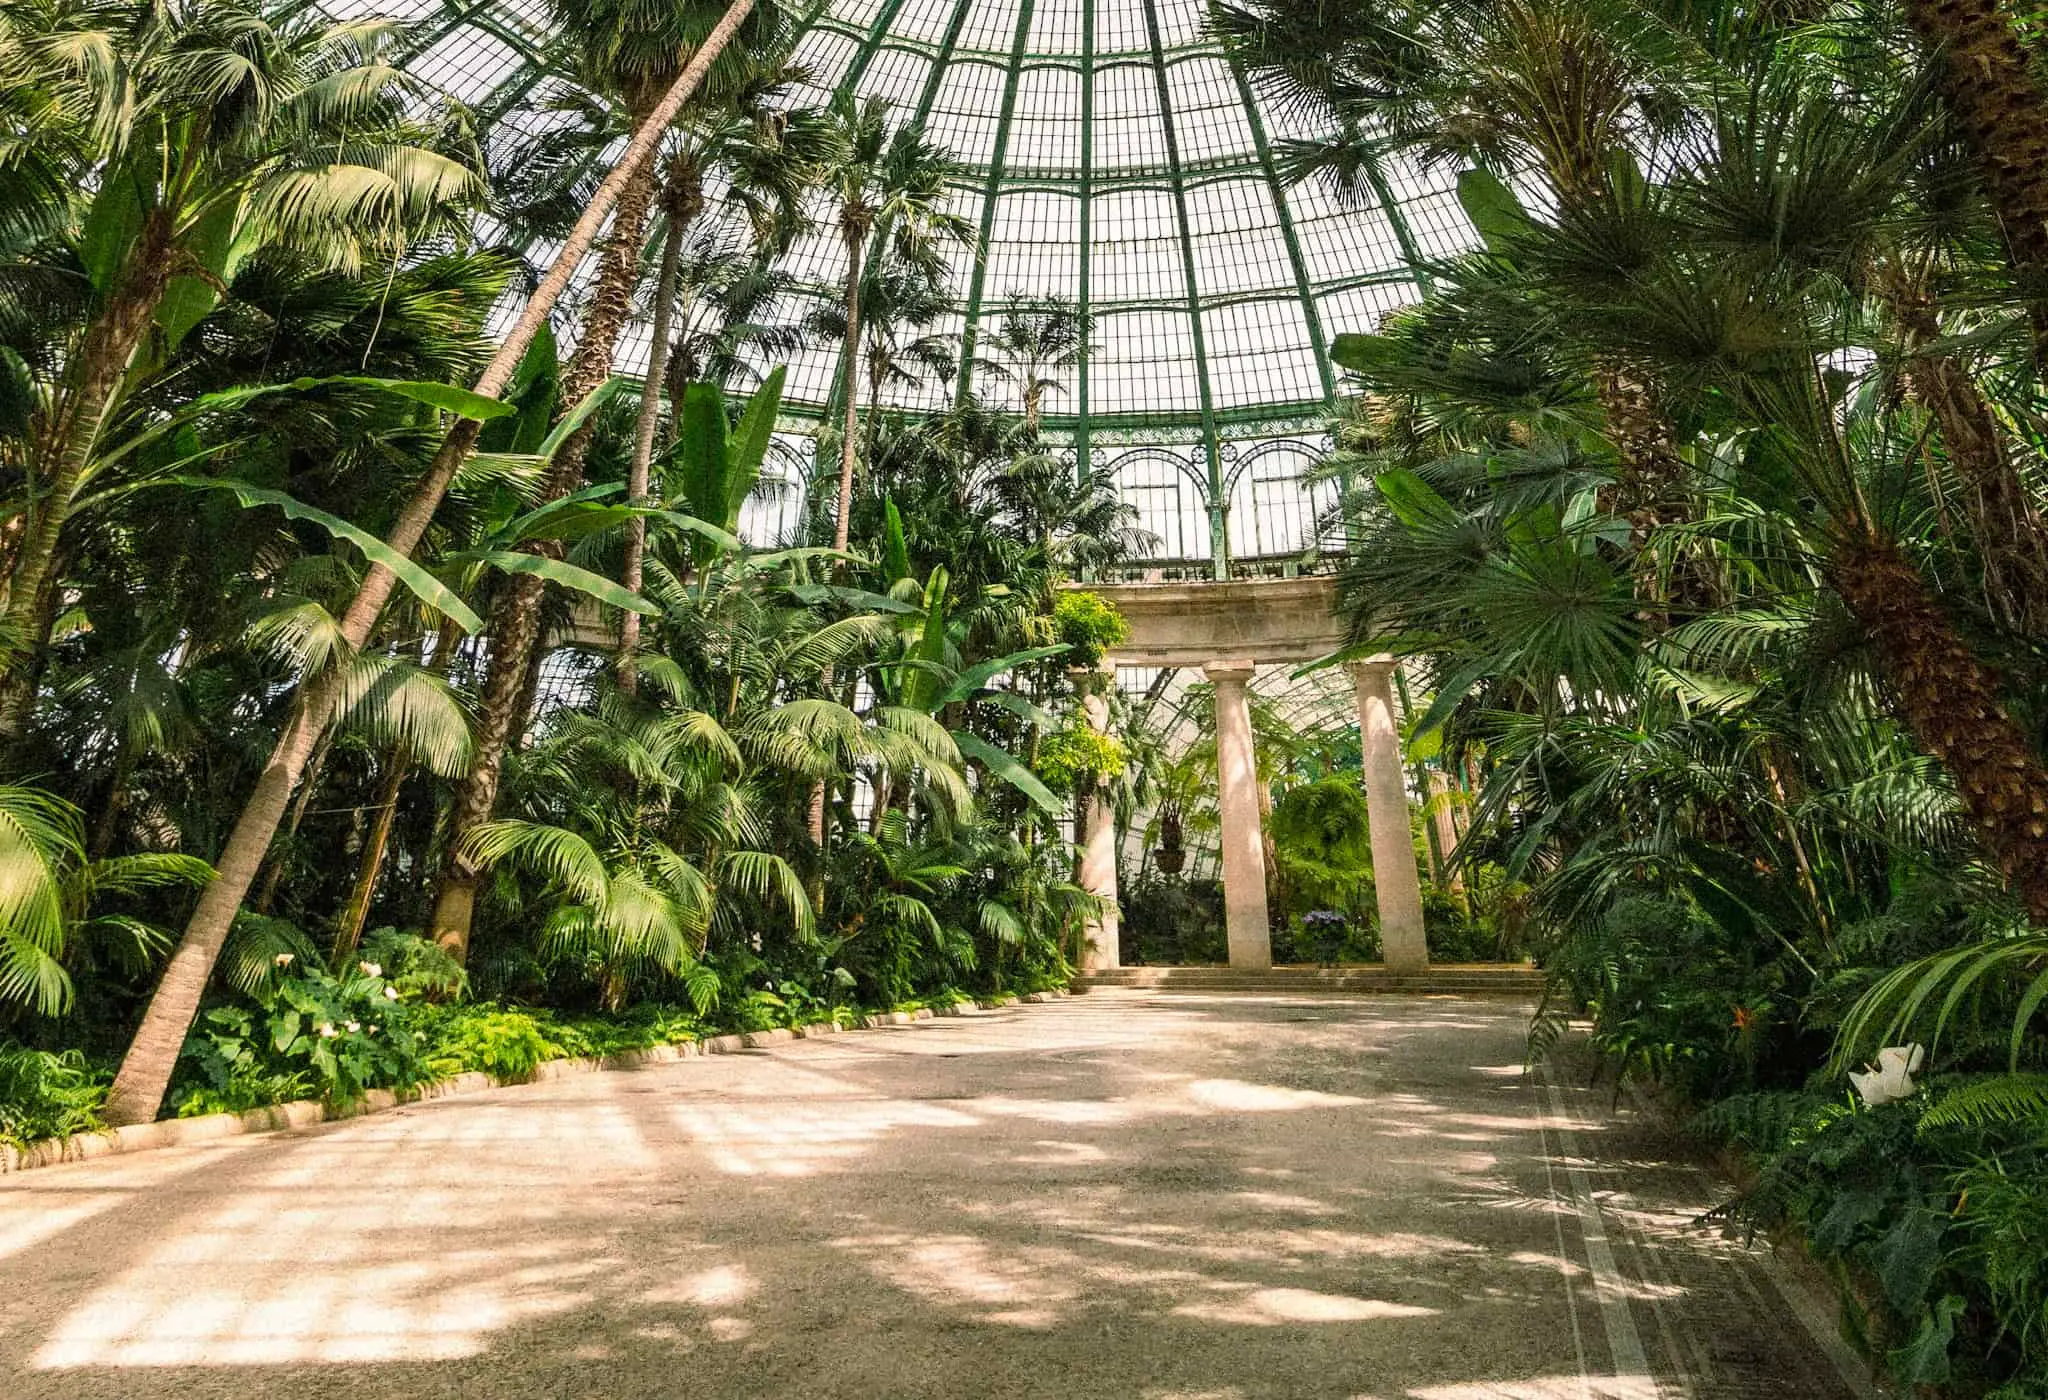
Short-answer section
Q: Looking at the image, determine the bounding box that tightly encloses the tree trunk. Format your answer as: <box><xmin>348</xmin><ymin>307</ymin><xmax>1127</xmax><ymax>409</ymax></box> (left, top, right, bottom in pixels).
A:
<box><xmin>814</xmin><ymin>221</ymin><xmax>869</xmax><ymax>855</ymax></box>
<box><xmin>100</xmin><ymin>0</ymin><xmax>758</xmax><ymax>1128</ymax></box>
<box><xmin>1829</xmin><ymin>531</ymin><xmax>2048</xmax><ymax>920</ymax></box>
<box><xmin>618</xmin><ymin>159</ymin><xmax>700</xmax><ymax>694</ymax></box>
<box><xmin>428</xmin><ymin>154</ymin><xmax>663</xmax><ymax>963</ymax></box>
<box><xmin>0</xmin><ymin>213</ymin><xmax>175</xmax><ymax>689</ymax></box>
<box><xmin>333</xmin><ymin>752</ymin><xmax>409</xmax><ymax>967</ymax></box>
<box><xmin>0</xmin><ymin>561</ymin><xmax>65</xmax><ymax>743</ymax></box>
<box><xmin>251</xmin><ymin>722</ymin><xmax>336</xmax><ymax>914</ymax></box>
<box><xmin>832</xmin><ymin>222</ymin><xmax>867</xmax><ymax>554</ymax></box>
<box><xmin>1880</xmin><ymin>260</ymin><xmax>2048</xmax><ymax>635</ymax></box>
<box><xmin>1901</xmin><ymin>0</ymin><xmax>2048</xmax><ymax>374</ymax></box>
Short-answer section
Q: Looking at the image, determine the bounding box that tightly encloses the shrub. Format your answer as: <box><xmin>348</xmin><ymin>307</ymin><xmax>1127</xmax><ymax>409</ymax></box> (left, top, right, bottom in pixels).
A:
<box><xmin>420</xmin><ymin>1008</ymin><xmax>574</xmax><ymax>1082</ymax></box>
<box><xmin>0</xmin><ymin>1043</ymin><xmax>109</xmax><ymax>1146</ymax></box>
<box><xmin>173</xmin><ymin>959</ymin><xmax>429</xmax><ymax>1115</ymax></box>
<box><xmin>1037</xmin><ymin>720</ymin><xmax>1128</xmax><ymax>793</ymax></box>
<box><xmin>1053</xmin><ymin>591</ymin><xmax>1130</xmax><ymax>667</ymax></box>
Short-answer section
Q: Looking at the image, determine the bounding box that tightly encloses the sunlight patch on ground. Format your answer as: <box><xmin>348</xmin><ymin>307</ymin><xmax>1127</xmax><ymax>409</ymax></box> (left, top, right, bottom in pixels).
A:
<box><xmin>28</xmin><ymin>1100</ymin><xmax>659</xmax><ymax>1369</ymax></box>
<box><xmin>1407</xmin><ymin>1377</ymin><xmax>1660</xmax><ymax>1398</ymax></box>
<box><xmin>832</xmin><ymin>1233</ymin><xmax>1080</xmax><ymax>1328</ymax></box>
<box><xmin>1183</xmin><ymin>1078</ymin><xmax>1364</xmax><ymax>1112</ymax></box>
<box><xmin>33</xmin><ymin>1244</ymin><xmax>606</xmax><ymax>1368</ymax></box>
<box><xmin>1172</xmin><ymin>1283</ymin><xmax>1435</xmax><ymax>1325</ymax></box>
<box><xmin>678</xmin><ymin>1098</ymin><xmax>979</xmax><ymax>1176</ymax></box>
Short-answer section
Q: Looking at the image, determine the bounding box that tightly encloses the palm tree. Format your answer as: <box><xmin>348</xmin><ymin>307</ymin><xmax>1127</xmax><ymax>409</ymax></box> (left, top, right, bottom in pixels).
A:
<box><xmin>1894</xmin><ymin>0</ymin><xmax>2048</xmax><ymax>374</ymax></box>
<box><xmin>0</xmin><ymin>0</ymin><xmax>484</xmax><ymax>692</ymax></box>
<box><xmin>808</xmin><ymin>256</ymin><xmax>960</xmax><ymax>458</ymax></box>
<box><xmin>974</xmin><ymin>293</ymin><xmax>1093</xmax><ymax>434</ymax></box>
<box><xmin>661</xmin><ymin>234</ymin><xmax>812</xmax><ymax>393</ymax></box>
<box><xmin>1215</xmin><ymin>0</ymin><xmax>1696</xmax><ymax>537</ymax></box>
<box><xmin>816</xmin><ymin>93</ymin><xmax>973</xmax><ymax>554</ymax></box>
<box><xmin>424</xmin><ymin>0</ymin><xmax>790</xmax><ymax>963</ymax></box>
<box><xmin>618</xmin><ymin>92</ymin><xmax>831</xmax><ymax>691</ymax></box>
<box><xmin>0</xmin><ymin>784</ymin><xmax>211</xmax><ymax>1018</ymax></box>
<box><xmin>103</xmin><ymin>0</ymin><xmax>766</xmax><ymax>1128</ymax></box>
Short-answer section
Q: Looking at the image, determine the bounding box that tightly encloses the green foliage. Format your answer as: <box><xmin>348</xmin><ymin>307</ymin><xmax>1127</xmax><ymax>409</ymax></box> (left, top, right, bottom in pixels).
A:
<box><xmin>173</xmin><ymin>961</ymin><xmax>427</xmax><ymax>1114</ymax></box>
<box><xmin>1052</xmin><ymin>591</ymin><xmax>1130</xmax><ymax>668</ymax></box>
<box><xmin>420</xmin><ymin>1008</ymin><xmax>572</xmax><ymax>1082</ymax></box>
<box><xmin>1122</xmin><ymin>875</ymin><xmax>1227</xmax><ymax>966</ymax></box>
<box><xmin>0</xmin><ymin>1043</ymin><xmax>108</xmax><ymax>1147</ymax></box>
<box><xmin>1036</xmin><ymin>719</ymin><xmax>1128</xmax><ymax>793</ymax></box>
<box><xmin>1268</xmin><ymin>777</ymin><xmax>1375</xmax><ymax>922</ymax></box>
<box><xmin>1540</xmin><ymin>897</ymin><xmax>1783</xmax><ymax>1100</ymax></box>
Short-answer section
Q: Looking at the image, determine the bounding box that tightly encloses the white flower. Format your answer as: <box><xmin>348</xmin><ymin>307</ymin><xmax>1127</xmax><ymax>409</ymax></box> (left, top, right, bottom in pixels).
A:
<box><xmin>358</xmin><ymin>961</ymin><xmax>382</xmax><ymax>979</ymax></box>
<box><xmin>317</xmin><ymin>1022</ymin><xmax>337</xmax><ymax>1038</ymax></box>
<box><xmin>344</xmin><ymin>1021</ymin><xmax>360</xmax><ymax>1033</ymax></box>
<box><xmin>1850</xmin><ymin>1044</ymin><xmax>1925</xmax><ymax>1107</ymax></box>
<box><xmin>274</xmin><ymin>953</ymin><xmax>295</xmax><ymax>968</ymax></box>
<box><xmin>367</xmin><ymin>1024</ymin><xmax>379</xmax><ymax>1036</ymax></box>
<box><xmin>383</xmin><ymin>985</ymin><xmax>400</xmax><ymax>1001</ymax></box>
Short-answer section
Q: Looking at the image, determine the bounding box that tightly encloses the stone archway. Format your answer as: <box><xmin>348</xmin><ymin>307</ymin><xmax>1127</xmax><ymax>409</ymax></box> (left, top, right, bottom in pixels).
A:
<box><xmin>1070</xmin><ymin>577</ymin><xmax>1430</xmax><ymax>973</ymax></box>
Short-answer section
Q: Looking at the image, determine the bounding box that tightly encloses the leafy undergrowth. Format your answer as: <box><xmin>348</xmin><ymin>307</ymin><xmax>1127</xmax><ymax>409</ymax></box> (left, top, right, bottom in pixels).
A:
<box><xmin>0</xmin><ymin>1044</ymin><xmax>110</xmax><ymax>1149</ymax></box>
<box><xmin>3</xmin><ymin>970</ymin><xmax>1063</xmax><ymax>1149</ymax></box>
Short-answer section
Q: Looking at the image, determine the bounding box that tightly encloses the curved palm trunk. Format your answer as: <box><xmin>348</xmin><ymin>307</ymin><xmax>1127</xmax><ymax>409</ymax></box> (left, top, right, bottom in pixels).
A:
<box><xmin>1830</xmin><ymin>530</ymin><xmax>2048</xmax><ymax>920</ymax></box>
<box><xmin>0</xmin><ymin>213</ymin><xmax>176</xmax><ymax>699</ymax></box>
<box><xmin>618</xmin><ymin>160</ymin><xmax>703</xmax><ymax>693</ymax></box>
<box><xmin>101</xmin><ymin>0</ymin><xmax>757</xmax><ymax>1128</ymax></box>
<box><xmin>1901</xmin><ymin>0</ymin><xmax>2048</xmax><ymax>374</ymax></box>
<box><xmin>428</xmin><ymin>155</ymin><xmax>663</xmax><ymax>963</ymax></box>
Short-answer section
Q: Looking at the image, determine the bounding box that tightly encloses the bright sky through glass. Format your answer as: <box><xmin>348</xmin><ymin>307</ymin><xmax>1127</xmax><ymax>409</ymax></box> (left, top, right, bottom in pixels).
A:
<box><xmin>357</xmin><ymin>0</ymin><xmax>1473</xmax><ymax>447</ymax></box>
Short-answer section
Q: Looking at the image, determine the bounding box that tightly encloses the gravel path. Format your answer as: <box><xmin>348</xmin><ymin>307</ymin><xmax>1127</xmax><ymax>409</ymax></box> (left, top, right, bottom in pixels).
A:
<box><xmin>0</xmin><ymin>992</ymin><xmax>1869</xmax><ymax>1399</ymax></box>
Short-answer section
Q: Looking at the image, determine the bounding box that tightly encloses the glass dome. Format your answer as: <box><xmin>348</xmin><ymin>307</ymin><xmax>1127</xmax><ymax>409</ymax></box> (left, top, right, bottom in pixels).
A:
<box><xmin>370</xmin><ymin>0</ymin><xmax>1478</xmax><ymax>568</ymax></box>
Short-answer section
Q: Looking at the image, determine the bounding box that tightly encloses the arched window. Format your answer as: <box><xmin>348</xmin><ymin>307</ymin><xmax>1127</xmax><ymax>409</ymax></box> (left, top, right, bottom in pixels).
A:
<box><xmin>1111</xmin><ymin>448</ymin><xmax>1211</xmax><ymax>565</ymax></box>
<box><xmin>1224</xmin><ymin>440</ymin><xmax>1342</xmax><ymax>564</ymax></box>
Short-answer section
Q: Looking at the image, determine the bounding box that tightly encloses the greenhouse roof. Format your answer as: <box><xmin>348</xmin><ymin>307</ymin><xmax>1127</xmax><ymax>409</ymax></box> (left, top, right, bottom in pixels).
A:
<box><xmin>374</xmin><ymin>0</ymin><xmax>1473</xmax><ymax>454</ymax></box>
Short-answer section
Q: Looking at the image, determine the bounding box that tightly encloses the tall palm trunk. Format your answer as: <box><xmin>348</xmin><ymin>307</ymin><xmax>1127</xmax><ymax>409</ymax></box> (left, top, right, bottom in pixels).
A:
<box><xmin>1901</xmin><ymin>0</ymin><xmax>2048</xmax><ymax>374</ymax></box>
<box><xmin>618</xmin><ymin>157</ymin><xmax>704</xmax><ymax>693</ymax></box>
<box><xmin>0</xmin><ymin>212</ymin><xmax>176</xmax><ymax>697</ymax></box>
<box><xmin>813</xmin><ymin>218</ymin><xmax>870</xmax><ymax>854</ymax></box>
<box><xmin>1828</xmin><ymin>530</ymin><xmax>2048</xmax><ymax>920</ymax></box>
<box><xmin>428</xmin><ymin>155</ymin><xmax>663</xmax><ymax>963</ymax></box>
<box><xmin>332</xmin><ymin>752</ymin><xmax>409</xmax><ymax>967</ymax></box>
<box><xmin>101</xmin><ymin>0</ymin><xmax>758</xmax><ymax>1128</ymax></box>
<box><xmin>832</xmin><ymin>219</ymin><xmax>868</xmax><ymax>554</ymax></box>
<box><xmin>1879</xmin><ymin>259</ymin><xmax>2048</xmax><ymax>634</ymax></box>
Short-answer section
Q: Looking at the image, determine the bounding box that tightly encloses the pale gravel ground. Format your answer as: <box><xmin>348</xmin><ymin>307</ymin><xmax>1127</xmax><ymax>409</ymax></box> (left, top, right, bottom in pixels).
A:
<box><xmin>0</xmin><ymin>992</ymin><xmax>1859</xmax><ymax>1399</ymax></box>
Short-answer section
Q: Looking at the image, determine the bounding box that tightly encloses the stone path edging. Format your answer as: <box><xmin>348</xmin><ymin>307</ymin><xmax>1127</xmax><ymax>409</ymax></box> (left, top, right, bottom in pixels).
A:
<box><xmin>0</xmin><ymin>991</ymin><xmax>1070</xmax><ymax>1177</ymax></box>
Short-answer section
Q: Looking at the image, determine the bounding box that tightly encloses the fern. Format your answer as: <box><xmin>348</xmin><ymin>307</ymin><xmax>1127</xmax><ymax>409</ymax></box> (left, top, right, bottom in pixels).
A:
<box><xmin>1919</xmin><ymin>1075</ymin><xmax>2048</xmax><ymax>1134</ymax></box>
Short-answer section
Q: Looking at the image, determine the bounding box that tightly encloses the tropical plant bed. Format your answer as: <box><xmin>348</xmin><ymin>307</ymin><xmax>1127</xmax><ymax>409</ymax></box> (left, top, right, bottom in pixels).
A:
<box><xmin>1</xmin><ymin>990</ymin><xmax>1069</xmax><ymax>1175</ymax></box>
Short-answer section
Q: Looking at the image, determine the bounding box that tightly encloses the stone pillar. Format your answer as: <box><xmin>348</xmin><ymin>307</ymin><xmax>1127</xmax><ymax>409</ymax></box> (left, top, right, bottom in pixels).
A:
<box><xmin>1205</xmin><ymin>660</ymin><xmax>1271</xmax><ymax>969</ymax></box>
<box><xmin>1074</xmin><ymin>666</ymin><xmax>1120</xmax><ymax>970</ymax></box>
<box><xmin>1352</xmin><ymin>658</ymin><xmax>1428</xmax><ymax>972</ymax></box>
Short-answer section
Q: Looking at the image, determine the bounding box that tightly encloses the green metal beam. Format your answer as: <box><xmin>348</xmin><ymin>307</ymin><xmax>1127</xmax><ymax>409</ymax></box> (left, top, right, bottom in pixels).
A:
<box><xmin>1361</xmin><ymin>149</ymin><xmax>1436</xmax><ymax>295</ymax></box>
<box><xmin>953</xmin><ymin>0</ymin><xmax>1038</xmax><ymax>407</ymax></box>
<box><xmin>821</xmin><ymin>0</ymin><xmax>976</xmax><ymax>421</ymax></box>
<box><xmin>1141</xmin><ymin>0</ymin><xmax>1227</xmax><ymax>580</ymax></box>
<box><xmin>1075</xmin><ymin>0</ymin><xmax>1094</xmax><ymax>488</ymax></box>
<box><xmin>1223</xmin><ymin>50</ymin><xmax>1336</xmax><ymax>404</ymax></box>
<box><xmin>840</xmin><ymin>0</ymin><xmax>914</xmax><ymax>92</ymax></box>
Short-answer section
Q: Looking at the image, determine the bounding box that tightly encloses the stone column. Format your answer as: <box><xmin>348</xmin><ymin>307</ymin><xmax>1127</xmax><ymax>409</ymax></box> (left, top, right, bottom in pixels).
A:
<box><xmin>1074</xmin><ymin>666</ymin><xmax>1120</xmax><ymax>970</ymax></box>
<box><xmin>1352</xmin><ymin>658</ymin><xmax>1428</xmax><ymax>972</ymax></box>
<box><xmin>1205</xmin><ymin>660</ymin><xmax>1271</xmax><ymax>969</ymax></box>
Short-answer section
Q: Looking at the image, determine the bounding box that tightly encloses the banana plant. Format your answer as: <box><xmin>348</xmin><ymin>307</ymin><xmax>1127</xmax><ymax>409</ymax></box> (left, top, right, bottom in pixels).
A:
<box><xmin>864</xmin><ymin>532</ymin><xmax>1067</xmax><ymax>817</ymax></box>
